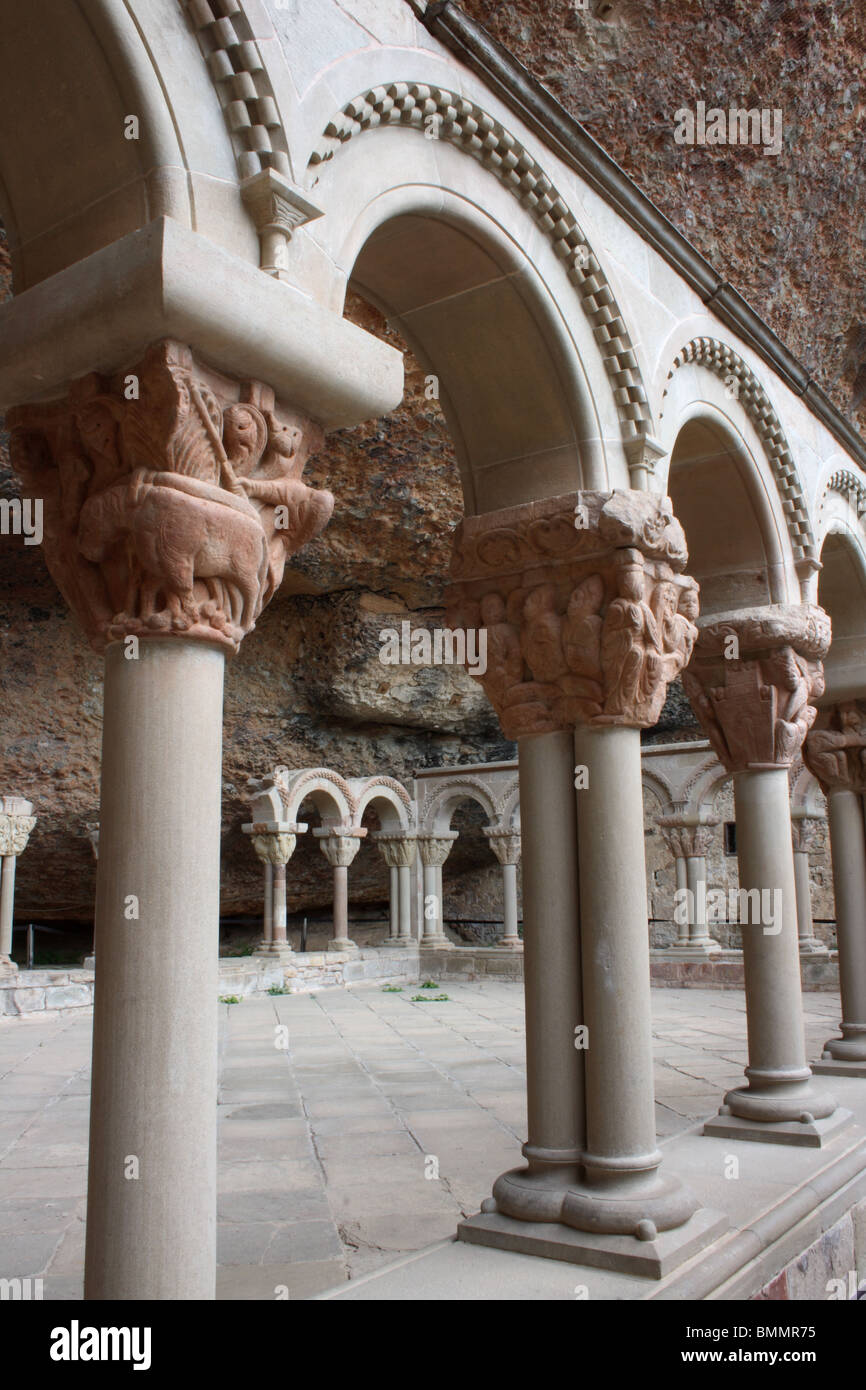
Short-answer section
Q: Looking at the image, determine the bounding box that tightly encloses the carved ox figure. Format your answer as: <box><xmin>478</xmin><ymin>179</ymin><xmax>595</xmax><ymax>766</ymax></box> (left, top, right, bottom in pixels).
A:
<box><xmin>77</xmin><ymin>470</ymin><xmax>269</xmax><ymax>636</ymax></box>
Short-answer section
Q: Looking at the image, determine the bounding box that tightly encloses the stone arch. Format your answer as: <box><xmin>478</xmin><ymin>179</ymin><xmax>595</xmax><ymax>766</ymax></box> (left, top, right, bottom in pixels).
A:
<box><xmin>418</xmin><ymin>777</ymin><xmax>499</xmax><ymax>836</ymax></box>
<box><xmin>350</xmin><ymin>775</ymin><xmax>413</xmax><ymax>833</ymax></box>
<box><xmin>790</xmin><ymin>758</ymin><xmax>825</xmax><ymax>816</ymax></box>
<box><xmin>683</xmin><ymin>758</ymin><xmax>731</xmax><ymax>818</ymax></box>
<box><xmin>660</xmin><ymin>337</ymin><xmax>815</xmax><ymax>569</ymax></box>
<box><xmin>815</xmin><ymin>521</ymin><xmax>866</xmax><ymax>706</ymax></box>
<box><xmin>307</xmin><ymin>81</ymin><xmax>651</xmax><ymax>457</ymax></box>
<box><xmin>641</xmin><ymin>767</ymin><xmax>674</xmax><ymax>813</ymax></box>
<box><xmin>660</xmin><ymin>396</ymin><xmax>798</xmax><ymax>614</ymax></box>
<box><xmin>0</xmin><ymin>0</ymin><xmax>257</xmax><ymax>293</ymax></box>
<box><xmin>497</xmin><ymin>777</ymin><xmax>521</xmax><ymax>832</ymax></box>
<box><xmin>273</xmin><ymin>767</ymin><xmax>356</xmax><ymax>828</ymax></box>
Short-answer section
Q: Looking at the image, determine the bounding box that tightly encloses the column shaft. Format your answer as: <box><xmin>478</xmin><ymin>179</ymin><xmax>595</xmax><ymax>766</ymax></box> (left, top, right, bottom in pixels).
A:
<box><xmin>489</xmin><ymin>731</ymin><xmax>583</xmax><ymax>1221</ymax></box>
<box><xmin>263</xmin><ymin>862</ymin><xmax>274</xmax><ymax>947</ymax></box>
<box><xmin>85</xmin><ymin>640</ymin><xmax>223</xmax><ymax>1300</ymax></box>
<box><xmin>718</xmin><ymin>769</ymin><xmax>835</xmax><ymax>1125</ymax></box>
<box><xmin>388</xmin><ymin>865</ymin><xmax>400</xmax><ymax>940</ymax></box>
<box><xmin>272</xmin><ymin>863</ymin><xmax>287</xmax><ymax>947</ymax></box>
<box><xmin>562</xmin><ymin>726</ymin><xmax>694</xmax><ymax>1235</ymax></box>
<box><xmin>501</xmin><ymin>861</ymin><xmax>520</xmax><ymax>947</ymax></box>
<box><xmin>332</xmin><ymin>864</ymin><xmax>350</xmax><ymax>946</ymax></box>
<box><xmin>398</xmin><ymin>865</ymin><xmax>412</xmax><ymax>942</ymax></box>
<box><xmin>821</xmin><ymin>789</ymin><xmax>866</xmax><ymax>1064</ymax></box>
<box><xmin>675</xmin><ymin>857</ymin><xmax>688</xmax><ymax>946</ymax></box>
<box><xmin>0</xmin><ymin>856</ymin><xmax>15</xmax><ymax>960</ymax></box>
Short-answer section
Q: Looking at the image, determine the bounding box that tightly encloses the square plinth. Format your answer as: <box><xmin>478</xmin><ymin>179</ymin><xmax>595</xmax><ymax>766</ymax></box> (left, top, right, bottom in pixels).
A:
<box><xmin>456</xmin><ymin>1207</ymin><xmax>729</xmax><ymax>1279</ymax></box>
<box><xmin>812</xmin><ymin>1059</ymin><xmax>866</xmax><ymax>1079</ymax></box>
<box><xmin>703</xmin><ymin>1107</ymin><xmax>854</xmax><ymax>1147</ymax></box>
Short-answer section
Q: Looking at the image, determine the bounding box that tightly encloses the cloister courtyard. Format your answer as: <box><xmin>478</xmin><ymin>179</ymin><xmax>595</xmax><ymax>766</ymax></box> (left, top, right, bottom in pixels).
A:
<box><xmin>1</xmin><ymin>981</ymin><xmax>857</xmax><ymax>1302</ymax></box>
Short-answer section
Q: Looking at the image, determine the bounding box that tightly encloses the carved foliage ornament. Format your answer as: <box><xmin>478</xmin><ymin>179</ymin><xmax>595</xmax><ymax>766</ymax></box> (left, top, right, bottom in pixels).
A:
<box><xmin>0</xmin><ymin>815</ymin><xmax>36</xmax><ymax>857</ymax></box>
<box><xmin>683</xmin><ymin>605</ymin><xmax>830</xmax><ymax>773</ymax></box>
<box><xmin>8</xmin><ymin>341</ymin><xmax>333</xmax><ymax>654</ymax></box>
<box><xmin>804</xmin><ymin>701</ymin><xmax>866</xmax><ymax>795</ymax></box>
<box><xmin>445</xmin><ymin>491</ymin><xmax>699</xmax><ymax>739</ymax></box>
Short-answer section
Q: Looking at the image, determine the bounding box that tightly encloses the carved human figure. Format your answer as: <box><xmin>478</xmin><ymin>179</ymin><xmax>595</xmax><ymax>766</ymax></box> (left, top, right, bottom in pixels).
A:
<box><xmin>804</xmin><ymin>702</ymin><xmax>866</xmax><ymax>791</ymax></box>
<box><xmin>600</xmin><ymin>556</ymin><xmax>663</xmax><ymax>720</ymax></box>
<box><xmin>479</xmin><ymin>591</ymin><xmax>524</xmax><ymax>707</ymax></box>
<box><xmin>561</xmin><ymin>573</ymin><xmax>604</xmax><ymax>711</ymax></box>
<box><xmin>520</xmin><ymin>584</ymin><xmax>567</xmax><ymax>683</ymax></box>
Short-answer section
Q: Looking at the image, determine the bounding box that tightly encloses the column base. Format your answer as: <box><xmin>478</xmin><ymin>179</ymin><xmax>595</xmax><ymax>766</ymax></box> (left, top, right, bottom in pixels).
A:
<box><xmin>560</xmin><ymin>1168</ymin><xmax>699</xmax><ymax>1237</ymax></box>
<box><xmin>0</xmin><ymin>956</ymin><xmax>18</xmax><ymax>977</ymax></box>
<box><xmin>457</xmin><ymin>1206</ymin><xmax>728</xmax><ymax>1279</ymax></box>
<box><xmin>419</xmin><ymin>934</ymin><xmax>451</xmax><ymax>950</ymax></box>
<box><xmin>798</xmin><ymin>939</ymin><xmax>830</xmax><ymax>959</ymax></box>
<box><xmin>703</xmin><ymin>1105</ymin><xmax>853</xmax><ymax>1147</ymax></box>
<box><xmin>497</xmin><ymin>937</ymin><xmax>524</xmax><ymax>952</ymax></box>
<box><xmin>661</xmin><ymin>941</ymin><xmax>721</xmax><ymax>961</ymax></box>
<box><xmin>380</xmin><ymin>937</ymin><xmax>412</xmax><ymax>949</ymax></box>
<box><xmin>486</xmin><ymin>1158</ymin><xmax>582</xmax><ymax>1224</ymax></box>
<box><xmin>81</xmin><ymin>955</ymin><xmax>96</xmax><ymax>971</ymax></box>
<box><xmin>328</xmin><ymin>938</ymin><xmax>358</xmax><ymax>953</ymax></box>
<box><xmin>813</xmin><ymin>1032</ymin><xmax>866</xmax><ymax>1076</ymax></box>
<box><xmin>255</xmin><ymin>942</ymin><xmax>295</xmax><ymax>960</ymax></box>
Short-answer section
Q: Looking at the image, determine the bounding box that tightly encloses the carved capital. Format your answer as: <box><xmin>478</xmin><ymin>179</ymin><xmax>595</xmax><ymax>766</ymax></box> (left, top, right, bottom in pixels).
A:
<box><xmin>483</xmin><ymin>829</ymin><xmax>522</xmax><ymax>866</ymax></box>
<box><xmin>8</xmin><ymin>340</ymin><xmax>333</xmax><ymax>654</ymax></box>
<box><xmin>804</xmin><ymin>700</ymin><xmax>866</xmax><ymax>794</ymax></box>
<box><xmin>683</xmin><ymin>605</ymin><xmax>829</xmax><ymax>773</ymax></box>
<box><xmin>445</xmin><ymin>490</ymin><xmax>699</xmax><ymax>738</ymax></box>
<box><xmin>0</xmin><ymin>798</ymin><xmax>35</xmax><ymax>857</ymax></box>
<box><xmin>85</xmin><ymin>822</ymin><xmax>100</xmax><ymax>862</ymax></box>
<box><xmin>250</xmin><ymin>832</ymin><xmax>298</xmax><ymax>867</ymax></box>
<box><xmin>416</xmin><ymin>833</ymin><xmax>458</xmax><ymax>868</ymax></box>
<box><xmin>790</xmin><ymin>814</ymin><xmax>826</xmax><ymax>854</ymax></box>
<box><xmin>314</xmin><ymin>828</ymin><xmax>366</xmax><ymax>868</ymax></box>
<box><xmin>656</xmin><ymin>815</ymin><xmax>717</xmax><ymax>859</ymax></box>
<box><xmin>372</xmin><ymin>833</ymin><xmax>417</xmax><ymax>869</ymax></box>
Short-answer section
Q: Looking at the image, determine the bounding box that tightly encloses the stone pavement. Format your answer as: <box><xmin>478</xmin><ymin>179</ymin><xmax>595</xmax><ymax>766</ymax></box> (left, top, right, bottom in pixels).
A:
<box><xmin>0</xmin><ymin>981</ymin><xmax>843</xmax><ymax>1300</ymax></box>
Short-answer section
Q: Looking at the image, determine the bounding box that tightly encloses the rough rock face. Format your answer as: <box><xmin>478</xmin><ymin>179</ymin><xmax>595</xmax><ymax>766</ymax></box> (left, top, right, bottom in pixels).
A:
<box><xmin>462</xmin><ymin>0</ymin><xmax>866</xmax><ymax>434</ymax></box>
<box><xmin>1</xmin><ymin>0</ymin><xmax>861</xmax><ymax>931</ymax></box>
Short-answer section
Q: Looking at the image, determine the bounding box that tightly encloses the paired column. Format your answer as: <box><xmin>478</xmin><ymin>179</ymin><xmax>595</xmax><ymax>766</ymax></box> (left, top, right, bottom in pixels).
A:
<box><xmin>0</xmin><ymin>798</ymin><xmax>36</xmax><ymax>975</ymax></box>
<box><xmin>416</xmin><ymin>833</ymin><xmax>457</xmax><ymax>948</ymax></box>
<box><xmin>789</xmin><ymin>812</ymin><xmax>830</xmax><ymax>958</ymax></box>
<box><xmin>372</xmin><ymin>833</ymin><xmax>416</xmax><ymax>945</ymax></box>
<box><xmin>805</xmin><ymin>703</ymin><xmax>866</xmax><ymax>1075</ymax></box>
<box><xmin>243</xmin><ymin>822</ymin><xmax>304</xmax><ymax>958</ymax></box>
<box><xmin>448</xmin><ymin>489</ymin><xmax>719</xmax><ymax>1267</ymax></box>
<box><xmin>483</xmin><ymin>829</ymin><xmax>523</xmax><ymax>949</ymax></box>
<box><xmin>684</xmin><ymin>605</ymin><xmax>844</xmax><ymax>1143</ymax></box>
<box><xmin>657</xmin><ymin>814</ymin><xmax>720</xmax><ymax>957</ymax></box>
<box><xmin>8</xmin><ymin>339</ymin><xmax>334</xmax><ymax>1298</ymax></box>
<box><xmin>314</xmin><ymin>828</ymin><xmax>366</xmax><ymax>951</ymax></box>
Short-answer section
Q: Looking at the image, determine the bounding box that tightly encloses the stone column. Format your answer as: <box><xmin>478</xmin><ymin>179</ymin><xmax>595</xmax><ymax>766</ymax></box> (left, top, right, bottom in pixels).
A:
<box><xmin>372</xmin><ymin>834</ymin><xmax>417</xmax><ymax>946</ymax></box>
<box><xmin>416</xmin><ymin>833</ymin><xmax>457</xmax><ymax>948</ymax></box>
<box><xmin>8</xmin><ymin>340</ymin><xmax>335</xmax><ymax>1299</ymax></box>
<box><xmin>82</xmin><ymin>823</ymin><xmax>99</xmax><ymax>969</ymax></box>
<box><xmin>314</xmin><ymin>829</ymin><xmax>366</xmax><ymax>951</ymax></box>
<box><xmin>483</xmin><ymin>828</ymin><xmax>523</xmax><ymax>949</ymax></box>
<box><xmin>684</xmin><ymin>605</ymin><xmax>844</xmax><ymax>1143</ymax></box>
<box><xmin>789</xmin><ymin>812</ymin><xmax>830</xmax><ymax>958</ymax></box>
<box><xmin>805</xmin><ymin>703</ymin><xmax>866</xmax><ymax>1075</ymax></box>
<box><xmin>657</xmin><ymin>815</ymin><xmax>720</xmax><ymax>957</ymax></box>
<box><xmin>447</xmin><ymin>489</ymin><xmax>723</xmax><ymax>1269</ymax></box>
<box><xmin>0</xmin><ymin>798</ymin><xmax>36</xmax><ymax>975</ymax></box>
<box><xmin>243</xmin><ymin>823</ymin><xmax>304</xmax><ymax>958</ymax></box>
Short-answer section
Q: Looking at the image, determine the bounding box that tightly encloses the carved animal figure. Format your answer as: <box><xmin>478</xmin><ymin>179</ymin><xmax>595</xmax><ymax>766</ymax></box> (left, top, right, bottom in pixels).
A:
<box><xmin>77</xmin><ymin>470</ymin><xmax>269</xmax><ymax>634</ymax></box>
